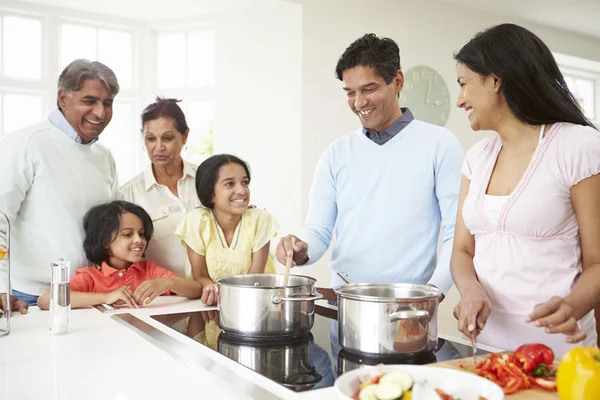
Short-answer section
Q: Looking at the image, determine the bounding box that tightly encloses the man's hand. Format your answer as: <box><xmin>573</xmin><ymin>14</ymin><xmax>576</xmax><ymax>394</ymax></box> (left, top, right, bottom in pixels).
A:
<box><xmin>276</xmin><ymin>235</ymin><xmax>309</xmax><ymax>267</ymax></box>
<box><xmin>0</xmin><ymin>294</ymin><xmax>28</xmax><ymax>315</ymax></box>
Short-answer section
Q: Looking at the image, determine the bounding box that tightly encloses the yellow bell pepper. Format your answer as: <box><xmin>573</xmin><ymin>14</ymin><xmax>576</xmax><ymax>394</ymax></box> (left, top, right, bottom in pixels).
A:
<box><xmin>557</xmin><ymin>347</ymin><xmax>600</xmax><ymax>400</ymax></box>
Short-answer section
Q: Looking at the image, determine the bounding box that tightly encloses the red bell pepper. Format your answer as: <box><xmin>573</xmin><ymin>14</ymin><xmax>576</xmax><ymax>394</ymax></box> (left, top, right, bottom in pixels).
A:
<box><xmin>515</xmin><ymin>343</ymin><xmax>554</xmax><ymax>375</ymax></box>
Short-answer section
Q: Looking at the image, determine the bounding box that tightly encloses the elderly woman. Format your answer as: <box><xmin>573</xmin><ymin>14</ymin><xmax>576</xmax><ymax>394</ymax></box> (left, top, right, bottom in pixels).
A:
<box><xmin>120</xmin><ymin>98</ymin><xmax>200</xmax><ymax>277</ymax></box>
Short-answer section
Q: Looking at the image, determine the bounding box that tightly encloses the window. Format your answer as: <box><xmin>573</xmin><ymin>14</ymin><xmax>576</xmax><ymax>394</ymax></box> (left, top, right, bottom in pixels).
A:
<box><xmin>99</xmin><ymin>101</ymin><xmax>138</xmax><ymax>183</ymax></box>
<box><xmin>154</xmin><ymin>28</ymin><xmax>217</xmax><ymax>165</ymax></box>
<box><xmin>1</xmin><ymin>16</ymin><xmax>42</xmax><ymax>80</ymax></box>
<box><xmin>555</xmin><ymin>52</ymin><xmax>600</xmax><ymax>125</ymax></box>
<box><xmin>564</xmin><ymin>75</ymin><xmax>595</xmax><ymax>121</ymax></box>
<box><xmin>156</xmin><ymin>30</ymin><xmax>215</xmax><ymax>89</ymax></box>
<box><xmin>181</xmin><ymin>101</ymin><xmax>215</xmax><ymax>165</ymax></box>
<box><xmin>1</xmin><ymin>92</ymin><xmax>44</xmax><ymax>137</ymax></box>
<box><xmin>60</xmin><ymin>23</ymin><xmax>133</xmax><ymax>89</ymax></box>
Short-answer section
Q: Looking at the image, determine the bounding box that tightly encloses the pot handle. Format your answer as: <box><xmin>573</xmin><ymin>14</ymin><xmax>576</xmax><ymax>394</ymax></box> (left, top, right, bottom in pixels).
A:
<box><xmin>387</xmin><ymin>309</ymin><xmax>429</xmax><ymax>323</ymax></box>
<box><xmin>271</xmin><ymin>292</ymin><xmax>324</xmax><ymax>304</ymax></box>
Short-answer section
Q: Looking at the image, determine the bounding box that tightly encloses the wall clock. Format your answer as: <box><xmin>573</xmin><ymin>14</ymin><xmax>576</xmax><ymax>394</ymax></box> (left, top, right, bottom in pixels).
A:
<box><xmin>400</xmin><ymin>65</ymin><xmax>451</xmax><ymax>127</ymax></box>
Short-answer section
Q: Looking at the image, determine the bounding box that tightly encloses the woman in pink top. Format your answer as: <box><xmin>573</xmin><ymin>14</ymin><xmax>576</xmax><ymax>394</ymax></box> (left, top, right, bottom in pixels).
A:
<box><xmin>451</xmin><ymin>23</ymin><xmax>600</xmax><ymax>357</ymax></box>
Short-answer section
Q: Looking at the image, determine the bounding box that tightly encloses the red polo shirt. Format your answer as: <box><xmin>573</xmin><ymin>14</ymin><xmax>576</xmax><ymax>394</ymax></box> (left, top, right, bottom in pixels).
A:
<box><xmin>70</xmin><ymin>260</ymin><xmax>177</xmax><ymax>295</ymax></box>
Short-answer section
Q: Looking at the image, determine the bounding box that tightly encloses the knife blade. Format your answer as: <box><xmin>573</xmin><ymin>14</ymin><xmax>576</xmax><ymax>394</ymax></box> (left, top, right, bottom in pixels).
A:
<box><xmin>471</xmin><ymin>330</ymin><xmax>478</xmax><ymax>365</ymax></box>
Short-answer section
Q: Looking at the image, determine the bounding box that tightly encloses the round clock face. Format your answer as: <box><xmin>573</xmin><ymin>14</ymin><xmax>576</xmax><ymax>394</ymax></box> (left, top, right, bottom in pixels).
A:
<box><xmin>399</xmin><ymin>66</ymin><xmax>451</xmax><ymax>127</ymax></box>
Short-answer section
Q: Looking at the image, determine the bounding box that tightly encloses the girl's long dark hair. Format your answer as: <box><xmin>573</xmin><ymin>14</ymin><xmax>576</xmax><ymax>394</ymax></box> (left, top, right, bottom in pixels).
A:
<box><xmin>455</xmin><ymin>23</ymin><xmax>596</xmax><ymax>129</ymax></box>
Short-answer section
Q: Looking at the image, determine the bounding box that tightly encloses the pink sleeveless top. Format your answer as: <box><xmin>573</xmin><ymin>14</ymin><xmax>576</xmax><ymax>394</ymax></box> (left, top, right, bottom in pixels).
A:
<box><xmin>462</xmin><ymin>122</ymin><xmax>600</xmax><ymax>357</ymax></box>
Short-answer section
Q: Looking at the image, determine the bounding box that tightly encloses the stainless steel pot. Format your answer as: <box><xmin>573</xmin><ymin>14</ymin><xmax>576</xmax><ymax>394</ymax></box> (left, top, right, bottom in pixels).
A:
<box><xmin>216</xmin><ymin>274</ymin><xmax>323</xmax><ymax>338</ymax></box>
<box><xmin>218</xmin><ymin>333</ymin><xmax>322</xmax><ymax>392</ymax></box>
<box><xmin>334</xmin><ymin>283</ymin><xmax>441</xmax><ymax>356</ymax></box>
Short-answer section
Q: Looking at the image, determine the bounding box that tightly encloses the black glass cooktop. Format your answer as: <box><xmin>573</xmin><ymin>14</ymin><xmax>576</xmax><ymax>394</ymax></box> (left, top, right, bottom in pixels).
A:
<box><xmin>150</xmin><ymin>306</ymin><xmax>487</xmax><ymax>393</ymax></box>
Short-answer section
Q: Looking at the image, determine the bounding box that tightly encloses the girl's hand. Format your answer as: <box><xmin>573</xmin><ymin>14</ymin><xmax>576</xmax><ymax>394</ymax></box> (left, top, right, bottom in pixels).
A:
<box><xmin>453</xmin><ymin>288</ymin><xmax>491</xmax><ymax>337</ymax></box>
<box><xmin>133</xmin><ymin>279</ymin><xmax>171</xmax><ymax>306</ymax></box>
<box><xmin>105</xmin><ymin>286</ymin><xmax>139</xmax><ymax>308</ymax></box>
<box><xmin>201</xmin><ymin>284</ymin><xmax>218</xmax><ymax>306</ymax></box>
<box><xmin>526</xmin><ymin>296</ymin><xmax>587</xmax><ymax>343</ymax></box>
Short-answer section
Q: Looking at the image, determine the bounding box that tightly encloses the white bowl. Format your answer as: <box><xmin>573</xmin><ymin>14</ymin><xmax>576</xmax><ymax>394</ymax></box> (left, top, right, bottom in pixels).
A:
<box><xmin>335</xmin><ymin>364</ymin><xmax>504</xmax><ymax>400</ymax></box>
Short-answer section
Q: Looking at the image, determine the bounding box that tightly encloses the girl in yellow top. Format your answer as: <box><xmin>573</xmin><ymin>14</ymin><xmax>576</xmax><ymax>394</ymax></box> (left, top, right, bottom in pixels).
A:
<box><xmin>175</xmin><ymin>154</ymin><xmax>279</xmax><ymax>305</ymax></box>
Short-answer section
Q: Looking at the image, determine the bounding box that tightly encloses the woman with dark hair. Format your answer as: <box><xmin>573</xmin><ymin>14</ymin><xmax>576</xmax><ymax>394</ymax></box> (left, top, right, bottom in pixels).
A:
<box><xmin>175</xmin><ymin>154</ymin><xmax>279</xmax><ymax>306</ymax></box>
<box><xmin>37</xmin><ymin>201</ymin><xmax>202</xmax><ymax>310</ymax></box>
<box><xmin>121</xmin><ymin>97</ymin><xmax>200</xmax><ymax>278</ymax></box>
<box><xmin>451</xmin><ymin>23</ymin><xmax>600</xmax><ymax>356</ymax></box>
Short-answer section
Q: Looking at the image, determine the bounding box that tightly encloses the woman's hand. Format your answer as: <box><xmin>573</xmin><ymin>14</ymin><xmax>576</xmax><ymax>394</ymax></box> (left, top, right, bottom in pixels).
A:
<box><xmin>105</xmin><ymin>286</ymin><xmax>139</xmax><ymax>308</ymax></box>
<box><xmin>453</xmin><ymin>288</ymin><xmax>491</xmax><ymax>337</ymax></box>
<box><xmin>201</xmin><ymin>284</ymin><xmax>219</xmax><ymax>306</ymax></box>
<box><xmin>527</xmin><ymin>296</ymin><xmax>587</xmax><ymax>343</ymax></box>
<box><xmin>133</xmin><ymin>279</ymin><xmax>171</xmax><ymax>306</ymax></box>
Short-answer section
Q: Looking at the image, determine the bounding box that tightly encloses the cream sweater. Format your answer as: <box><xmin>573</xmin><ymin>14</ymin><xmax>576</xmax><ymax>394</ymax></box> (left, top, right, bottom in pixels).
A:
<box><xmin>0</xmin><ymin>119</ymin><xmax>118</xmax><ymax>295</ymax></box>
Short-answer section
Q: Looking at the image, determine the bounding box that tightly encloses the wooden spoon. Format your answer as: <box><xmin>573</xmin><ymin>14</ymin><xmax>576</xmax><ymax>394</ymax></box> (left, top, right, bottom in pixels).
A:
<box><xmin>282</xmin><ymin>237</ymin><xmax>295</xmax><ymax>287</ymax></box>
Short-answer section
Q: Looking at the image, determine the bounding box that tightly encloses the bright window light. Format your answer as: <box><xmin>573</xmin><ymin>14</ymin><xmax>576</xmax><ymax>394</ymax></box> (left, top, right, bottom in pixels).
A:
<box><xmin>3</xmin><ymin>93</ymin><xmax>43</xmax><ymax>135</ymax></box>
<box><xmin>60</xmin><ymin>24</ymin><xmax>97</xmax><ymax>71</ymax></box>
<box><xmin>3</xmin><ymin>16</ymin><xmax>42</xmax><ymax>79</ymax></box>
<box><xmin>157</xmin><ymin>32</ymin><xmax>186</xmax><ymax>89</ymax></box>
<box><xmin>565</xmin><ymin>75</ymin><xmax>596</xmax><ymax>120</ymax></box>
<box><xmin>98</xmin><ymin>29</ymin><xmax>132</xmax><ymax>89</ymax></box>
<box><xmin>99</xmin><ymin>102</ymin><xmax>137</xmax><ymax>182</ymax></box>
<box><xmin>187</xmin><ymin>30</ymin><xmax>216</xmax><ymax>87</ymax></box>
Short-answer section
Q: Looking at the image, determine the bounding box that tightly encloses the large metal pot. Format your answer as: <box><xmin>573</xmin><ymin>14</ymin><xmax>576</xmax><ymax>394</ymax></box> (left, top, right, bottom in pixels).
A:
<box><xmin>216</xmin><ymin>274</ymin><xmax>323</xmax><ymax>338</ymax></box>
<box><xmin>218</xmin><ymin>333</ymin><xmax>322</xmax><ymax>392</ymax></box>
<box><xmin>335</xmin><ymin>283</ymin><xmax>440</xmax><ymax>356</ymax></box>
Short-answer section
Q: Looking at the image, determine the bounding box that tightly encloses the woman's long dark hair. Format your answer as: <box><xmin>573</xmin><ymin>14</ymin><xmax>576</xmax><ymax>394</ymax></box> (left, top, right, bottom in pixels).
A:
<box><xmin>455</xmin><ymin>23</ymin><xmax>596</xmax><ymax>129</ymax></box>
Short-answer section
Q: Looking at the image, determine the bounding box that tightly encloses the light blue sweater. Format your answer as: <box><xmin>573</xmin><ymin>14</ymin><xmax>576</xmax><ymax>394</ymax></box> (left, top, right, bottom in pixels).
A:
<box><xmin>299</xmin><ymin>119</ymin><xmax>464</xmax><ymax>293</ymax></box>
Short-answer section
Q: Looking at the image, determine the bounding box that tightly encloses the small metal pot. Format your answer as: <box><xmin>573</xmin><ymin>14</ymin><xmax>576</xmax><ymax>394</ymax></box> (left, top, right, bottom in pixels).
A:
<box><xmin>218</xmin><ymin>333</ymin><xmax>322</xmax><ymax>392</ymax></box>
<box><xmin>217</xmin><ymin>274</ymin><xmax>323</xmax><ymax>338</ymax></box>
<box><xmin>335</xmin><ymin>283</ymin><xmax>440</xmax><ymax>356</ymax></box>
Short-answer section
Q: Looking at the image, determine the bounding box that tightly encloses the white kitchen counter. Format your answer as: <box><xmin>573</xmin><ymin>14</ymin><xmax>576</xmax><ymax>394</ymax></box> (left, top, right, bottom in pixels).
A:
<box><xmin>0</xmin><ymin>296</ymin><xmax>336</xmax><ymax>400</ymax></box>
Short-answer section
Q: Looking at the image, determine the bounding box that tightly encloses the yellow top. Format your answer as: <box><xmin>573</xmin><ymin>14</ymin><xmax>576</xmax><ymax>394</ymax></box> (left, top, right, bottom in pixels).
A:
<box><xmin>175</xmin><ymin>207</ymin><xmax>279</xmax><ymax>281</ymax></box>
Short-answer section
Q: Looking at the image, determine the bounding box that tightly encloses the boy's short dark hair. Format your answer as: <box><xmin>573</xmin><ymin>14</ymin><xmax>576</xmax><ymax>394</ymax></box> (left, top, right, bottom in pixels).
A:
<box><xmin>335</xmin><ymin>33</ymin><xmax>401</xmax><ymax>84</ymax></box>
<box><xmin>195</xmin><ymin>154</ymin><xmax>251</xmax><ymax>209</ymax></box>
<box><xmin>83</xmin><ymin>201</ymin><xmax>154</xmax><ymax>265</ymax></box>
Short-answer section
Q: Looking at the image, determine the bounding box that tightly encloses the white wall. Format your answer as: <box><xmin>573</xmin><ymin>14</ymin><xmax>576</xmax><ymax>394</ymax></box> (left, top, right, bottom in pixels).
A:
<box><xmin>299</xmin><ymin>0</ymin><xmax>600</xmax><ymax>337</ymax></box>
<box><xmin>213</xmin><ymin>2</ymin><xmax>303</xmax><ymax>251</ymax></box>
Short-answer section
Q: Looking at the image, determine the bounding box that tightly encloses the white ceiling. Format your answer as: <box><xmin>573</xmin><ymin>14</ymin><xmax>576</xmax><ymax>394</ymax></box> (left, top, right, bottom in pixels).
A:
<box><xmin>13</xmin><ymin>0</ymin><xmax>289</xmax><ymax>20</ymax></box>
<box><xmin>437</xmin><ymin>0</ymin><xmax>600</xmax><ymax>39</ymax></box>
<box><xmin>12</xmin><ymin>0</ymin><xmax>600</xmax><ymax>39</ymax></box>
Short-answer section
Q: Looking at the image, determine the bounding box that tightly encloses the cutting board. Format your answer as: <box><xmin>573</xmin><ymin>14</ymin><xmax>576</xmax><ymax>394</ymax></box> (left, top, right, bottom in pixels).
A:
<box><xmin>429</xmin><ymin>355</ymin><xmax>558</xmax><ymax>399</ymax></box>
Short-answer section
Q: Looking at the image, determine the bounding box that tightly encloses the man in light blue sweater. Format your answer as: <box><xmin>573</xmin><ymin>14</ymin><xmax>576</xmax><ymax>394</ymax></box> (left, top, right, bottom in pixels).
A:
<box><xmin>276</xmin><ymin>34</ymin><xmax>464</xmax><ymax>297</ymax></box>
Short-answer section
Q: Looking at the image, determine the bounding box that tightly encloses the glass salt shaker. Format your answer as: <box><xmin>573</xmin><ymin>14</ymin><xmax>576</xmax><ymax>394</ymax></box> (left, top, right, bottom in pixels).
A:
<box><xmin>49</xmin><ymin>258</ymin><xmax>71</xmax><ymax>335</ymax></box>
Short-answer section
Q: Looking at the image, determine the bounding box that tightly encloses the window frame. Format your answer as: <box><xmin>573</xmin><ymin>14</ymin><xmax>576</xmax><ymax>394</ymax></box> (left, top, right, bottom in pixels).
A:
<box><xmin>555</xmin><ymin>52</ymin><xmax>600</xmax><ymax>127</ymax></box>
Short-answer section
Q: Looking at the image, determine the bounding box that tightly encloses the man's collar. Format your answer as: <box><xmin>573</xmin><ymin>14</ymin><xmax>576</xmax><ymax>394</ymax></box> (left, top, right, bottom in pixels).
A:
<box><xmin>48</xmin><ymin>108</ymin><xmax>98</xmax><ymax>145</ymax></box>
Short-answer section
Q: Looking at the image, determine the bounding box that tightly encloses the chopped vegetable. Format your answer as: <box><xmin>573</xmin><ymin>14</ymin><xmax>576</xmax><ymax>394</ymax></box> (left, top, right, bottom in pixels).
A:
<box><xmin>475</xmin><ymin>349</ymin><xmax>557</xmax><ymax>395</ymax></box>
<box><xmin>374</xmin><ymin>382</ymin><xmax>403</xmax><ymax>400</ymax></box>
<box><xmin>379</xmin><ymin>371</ymin><xmax>413</xmax><ymax>391</ymax></box>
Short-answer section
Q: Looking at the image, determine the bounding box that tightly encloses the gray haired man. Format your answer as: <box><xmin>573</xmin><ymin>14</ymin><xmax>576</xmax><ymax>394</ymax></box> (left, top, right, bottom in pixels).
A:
<box><xmin>0</xmin><ymin>59</ymin><xmax>120</xmax><ymax>314</ymax></box>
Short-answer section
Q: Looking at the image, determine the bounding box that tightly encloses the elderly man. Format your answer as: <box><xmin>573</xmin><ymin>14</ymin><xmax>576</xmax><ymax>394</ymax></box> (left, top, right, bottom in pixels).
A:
<box><xmin>0</xmin><ymin>59</ymin><xmax>120</xmax><ymax>314</ymax></box>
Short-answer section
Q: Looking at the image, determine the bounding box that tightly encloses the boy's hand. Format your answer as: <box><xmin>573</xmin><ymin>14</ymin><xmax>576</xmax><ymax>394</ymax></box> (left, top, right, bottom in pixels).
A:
<box><xmin>134</xmin><ymin>279</ymin><xmax>170</xmax><ymax>306</ymax></box>
<box><xmin>105</xmin><ymin>286</ymin><xmax>139</xmax><ymax>308</ymax></box>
